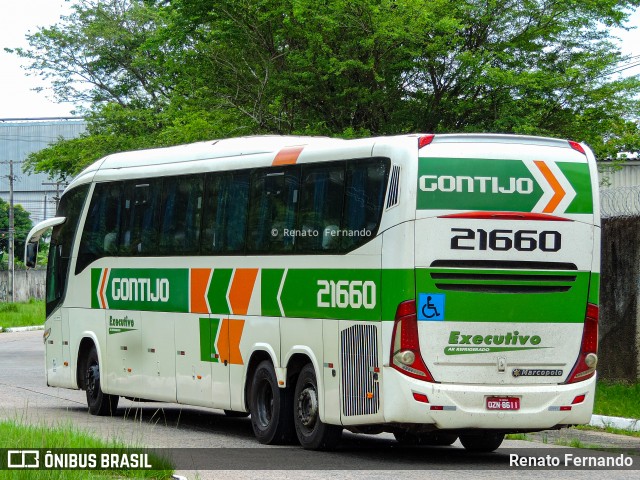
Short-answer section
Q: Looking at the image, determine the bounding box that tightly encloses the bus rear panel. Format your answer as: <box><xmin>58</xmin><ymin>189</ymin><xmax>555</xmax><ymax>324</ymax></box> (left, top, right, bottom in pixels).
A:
<box><xmin>385</xmin><ymin>134</ymin><xmax>599</xmax><ymax>432</ymax></box>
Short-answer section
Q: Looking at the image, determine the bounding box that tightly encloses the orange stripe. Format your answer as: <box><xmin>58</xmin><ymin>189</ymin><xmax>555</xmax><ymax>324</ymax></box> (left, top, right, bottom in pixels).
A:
<box><xmin>190</xmin><ymin>268</ymin><xmax>212</xmax><ymax>313</ymax></box>
<box><xmin>228</xmin><ymin>319</ymin><xmax>245</xmax><ymax>365</ymax></box>
<box><xmin>99</xmin><ymin>268</ymin><xmax>109</xmax><ymax>309</ymax></box>
<box><xmin>534</xmin><ymin>160</ymin><xmax>565</xmax><ymax>213</ymax></box>
<box><xmin>228</xmin><ymin>268</ymin><xmax>258</xmax><ymax>315</ymax></box>
<box><xmin>217</xmin><ymin>319</ymin><xmax>229</xmax><ymax>364</ymax></box>
<box><xmin>216</xmin><ymin>319</ymin><xmax>245</xmax><ymax>365</ymax></box>
<box><xmin>272</xmin><ymin>146</ymin><xmax>304</xmax><ymax>166</ymax></box>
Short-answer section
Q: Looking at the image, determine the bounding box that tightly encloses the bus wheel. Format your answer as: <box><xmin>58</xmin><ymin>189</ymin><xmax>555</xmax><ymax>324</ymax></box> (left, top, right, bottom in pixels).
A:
<box><xmin>394</xmin><ymin>431</ymin><xmax>458</xmax><ymax>446</ymax></box>
<box><xmin>85</xmin><ymin>346</ymin><xmax>119</xmax><ymax>416</ymax></box>
<box><xmin>293</xmin><ymin>364</ymin><xmax>342</xmax><ymax>450</ymax></box>
<box><xmin>249</xmin><ymin>360</ymin><xmax>295</xmax><ymax>444</ymax></box>
<box><xmin>459</xmin><ymin>432</ymin><xmax>504</xmax><ymax>452</ymax></box>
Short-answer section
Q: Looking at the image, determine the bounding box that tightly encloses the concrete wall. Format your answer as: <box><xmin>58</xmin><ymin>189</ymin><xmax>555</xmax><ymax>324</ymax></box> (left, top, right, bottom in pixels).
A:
<box><xmin>600</xmin><ymin>217</ymin><xmax>640</xmax><ymax>381</ymax></box>
<box><xmin>0</xmin><ymin>270</ymin><xmax>46</xmax><ymax>303</ymax></box>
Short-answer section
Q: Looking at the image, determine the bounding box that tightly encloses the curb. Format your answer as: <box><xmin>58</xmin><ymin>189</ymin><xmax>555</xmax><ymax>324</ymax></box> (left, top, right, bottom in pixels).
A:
<box><xmin>0</xmin><ymin>325</ymin><xmax>44</xmax><ymax>333</ymax></box>
<box><xmin>590</xmin><ymin>414</ymin><xmax>640</xmax><ymax>432</ymax></box>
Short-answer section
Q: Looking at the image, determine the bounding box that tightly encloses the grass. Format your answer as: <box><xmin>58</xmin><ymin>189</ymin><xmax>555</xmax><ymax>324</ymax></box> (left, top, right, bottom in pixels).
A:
<box><xmin>594</xmin><ymin>380</ymin><xmax>640</xmax><ymax>419</ymax></box>
<box><xmin>576</xmin><ymin>424</ymin><xmax>640</xmax><ymax>437</ymax></box>
<box><xmin>0</xmin><ymin>299</ymin><xmax>44</xmax><ymax>329</ymax></box>
<box><xmin>0</xmin><ymin>419</ymin><xmax>173</xmax><ymax>479</ymax></box>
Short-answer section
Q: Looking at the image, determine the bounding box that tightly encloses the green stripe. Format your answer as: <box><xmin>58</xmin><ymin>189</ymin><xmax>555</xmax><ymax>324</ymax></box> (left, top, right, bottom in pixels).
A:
<box><xmin>91</xmin><ymin>269</ymin><xmax>102</xmax><ymax>309</ymax></box>
<box><xmin>558</xmin><ymin>162</ymin><xmax>593</xmax><ymax>214</ymax></box>
<box><xmin>588</xmin><ymin>272</ymin><xmax>600</xmax><ymax>305</ymax></box>
<box><xmin>417</xmin><ymin>268</ymin><xmax>591</xmax><ymax>323</ymax></box>
<box><xmin>199</xmin><ymin>317</ymin><xmax>221</xmax><ymax>362</ymax></box>
<box><xmin>261</xmin><ymin>269</ymin><xmax>285</xmax><ymax>316</ymax></box>
<box><xmin>207</xmin><ymin>269</ymin><xmax>232</xmax><ymax>314</ymax></box>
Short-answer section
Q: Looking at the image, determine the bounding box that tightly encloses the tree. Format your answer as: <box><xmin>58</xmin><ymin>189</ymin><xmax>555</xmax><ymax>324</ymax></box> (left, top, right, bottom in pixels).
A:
<box><xmin>10</xmin><ymin>0</ymin><xmax>640</xmax><ymax>179</ymax></box>
<box><xmin>0</xmin><ymin>198</ymin><xmax>33</xmax><ymax>266</ymax></box>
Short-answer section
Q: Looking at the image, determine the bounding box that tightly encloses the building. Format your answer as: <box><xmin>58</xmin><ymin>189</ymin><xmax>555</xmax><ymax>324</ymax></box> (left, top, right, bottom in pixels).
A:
<box><xmin>0</xmin><ymin>118</ymin><xmax>86</xmax><ymax>224</ymax></box>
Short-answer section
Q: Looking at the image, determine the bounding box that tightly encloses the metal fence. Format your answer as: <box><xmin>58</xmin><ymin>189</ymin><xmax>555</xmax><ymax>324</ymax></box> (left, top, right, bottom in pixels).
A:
<box><xmin>600</xmin><ymin>187</ymin><xmax>640</xmax><ymax>218</ymax></box>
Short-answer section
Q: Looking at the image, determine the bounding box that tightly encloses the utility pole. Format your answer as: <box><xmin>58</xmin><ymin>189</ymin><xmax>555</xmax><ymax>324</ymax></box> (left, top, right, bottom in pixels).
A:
<box><xmin>7</xmin><ymin>160</ymin><xmax>15</xmax><ymax>303</ymax></box>
<box><xmin>43</xmin><ymin>181</ymin><xmax>64</xmax><ymax>212</ymax></box>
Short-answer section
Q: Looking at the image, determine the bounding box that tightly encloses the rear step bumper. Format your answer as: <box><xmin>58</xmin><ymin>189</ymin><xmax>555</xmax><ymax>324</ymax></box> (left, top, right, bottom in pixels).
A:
<box><xmin>382</xmin><ymin>367</ymin><xmax>596</xmax><ymax>430</ymax></box>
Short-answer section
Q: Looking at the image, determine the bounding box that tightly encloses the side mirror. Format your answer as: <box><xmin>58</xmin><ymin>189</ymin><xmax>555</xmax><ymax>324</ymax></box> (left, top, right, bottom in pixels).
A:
<box><xmin>24</xmin><ymin>216</ymin><xmax>66</xmax><ymax>268</ymax></box>
<box><xmin>25</xmin><ymin>241</ymin><xmax>39</xmax><ymax>269</ymax></box>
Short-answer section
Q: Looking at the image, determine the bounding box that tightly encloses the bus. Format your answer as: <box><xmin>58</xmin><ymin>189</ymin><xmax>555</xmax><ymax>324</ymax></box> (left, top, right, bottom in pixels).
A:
<box><xmin>25</xmin><ymin>133</ymin><xmax>600</xmax><ymax>452</ymax></box>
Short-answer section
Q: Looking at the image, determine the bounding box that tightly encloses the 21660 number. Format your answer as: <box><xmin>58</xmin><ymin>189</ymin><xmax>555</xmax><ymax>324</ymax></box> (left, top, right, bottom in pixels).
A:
<box><xmin>450</xmin><ymin>228</ymin><xmax>561</xmax><ymax>252</ymax></box>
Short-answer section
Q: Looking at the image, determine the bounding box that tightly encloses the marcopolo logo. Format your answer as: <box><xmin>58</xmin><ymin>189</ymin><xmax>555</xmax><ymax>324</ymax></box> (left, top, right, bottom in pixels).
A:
<box><xmin>444</xmin><ymin>330</ymin><xmax>546</xmax><ymax>355</ymax></box>
<box><xmin>419</xmin><ymin>175</ymin><xmax>534</xmax><ymax>195</ymax></box>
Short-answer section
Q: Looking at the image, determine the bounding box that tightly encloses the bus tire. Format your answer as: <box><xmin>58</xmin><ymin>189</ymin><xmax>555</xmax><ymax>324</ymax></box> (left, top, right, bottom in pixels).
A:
<box><xmin>459</xmin><ymin>432</ymin><xmax>504</xmax><ymax>452</ymax></box>
<box><xmin>249</xmin><ymin>360</ymin><xmax>295</xmax><ymax>444</ymax></box>
<box><xmin>394</xmin><ymin>431</ymin><xmax>458</xmax><ymax>446</ymax></box>
<box><xmin>293</xmin><ymin>363</ymin><xmax>342</xmax><ymax>450</ymax></box>
<box><xmin>85</xmin><ymin>346</ymin><xmax>119</xmax><ymax>416</ymax></box>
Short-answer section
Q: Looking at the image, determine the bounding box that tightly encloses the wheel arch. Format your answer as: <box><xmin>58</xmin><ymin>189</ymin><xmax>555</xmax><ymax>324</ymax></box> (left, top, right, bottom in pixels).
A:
<box><xmin>75</xmin><ymin>333</ymin><xmax>101</xmax><ymax>390</ymax></box>
<box><xmin>243</xmin><ymin>347</ymin><xmax>278</xmax><ymax>411</ymax></box>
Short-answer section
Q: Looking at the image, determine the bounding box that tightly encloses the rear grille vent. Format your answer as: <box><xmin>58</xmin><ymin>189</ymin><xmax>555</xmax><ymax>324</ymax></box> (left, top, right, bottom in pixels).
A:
<box><xmin>429</xmin><ymin>260</ymin><xmax>578</xmax><ymax>294</ymax></box>
<box><xmin>341</xmin><ymin>324</ymin><xmax>380</xmax><ymax>417</ymax></box>
<box><xmin>386</xmin><ymin>165</ymin><xmax>401</xmax><ymax>209</ymax></box>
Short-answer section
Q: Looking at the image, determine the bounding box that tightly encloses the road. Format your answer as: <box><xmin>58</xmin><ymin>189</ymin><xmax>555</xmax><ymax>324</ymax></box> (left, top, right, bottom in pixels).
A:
<box><xmin>0</xmin><ymin>330</ymin><xmax>636</xmax><ymax>479</ymax></box>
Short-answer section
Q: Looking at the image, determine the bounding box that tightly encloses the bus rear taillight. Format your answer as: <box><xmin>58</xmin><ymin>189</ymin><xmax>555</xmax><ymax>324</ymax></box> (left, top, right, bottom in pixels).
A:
<box><xmin>418</xmin><ymin>134</ymin><xmax>435</xmax><ymax>149</ymax></box>
<box><xmin>566</xmin><ymin>303</ymin><xmax>599</xmax><ymax>383</ymax></box>
<box><xmin>390</xmin><ymin>300</ymin><xmax>435</xmax><ymax>382</ymax></box>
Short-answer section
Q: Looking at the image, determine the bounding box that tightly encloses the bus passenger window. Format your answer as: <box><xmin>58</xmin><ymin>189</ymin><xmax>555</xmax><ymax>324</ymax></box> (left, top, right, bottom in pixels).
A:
<box><xmin>297</xmin><ymin>163</ymin><xmax>345</xmax><ymax>252</ymax></box>
<box><xmin>159</xmin><ymin>175</ymin><xmax>203</xmax><ymax>254</ymax></box>
<box><xmin>201</xmin><ymin>172</ymin><xmax>249</xmax><ymax>254</ymax></box>
<box><xmin>121</xmin><ymin>180</ymin><xmax>161</xmax><ymax>255</ymax></box>
<box><xmin>342</xmin><ymin>159</ymin><xmax>389</xmax><ymax>251</ymax></box>
<box><xmin>247</xmin><ymin>168</ymin><xmax>300</xmax><ymax>254</ymax></box>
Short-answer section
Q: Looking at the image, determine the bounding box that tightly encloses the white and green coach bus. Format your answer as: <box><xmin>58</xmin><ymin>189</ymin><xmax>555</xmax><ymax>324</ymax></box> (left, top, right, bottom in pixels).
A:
<box><xmin>25</xmin><ymin>134</ymin><xmax>600</xmax><ymax>451</ymax></box>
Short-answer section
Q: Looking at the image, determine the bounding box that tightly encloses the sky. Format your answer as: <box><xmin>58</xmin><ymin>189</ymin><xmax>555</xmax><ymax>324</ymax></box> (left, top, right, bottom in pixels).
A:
<box><xmin>0</xmin><ymin>1</ymin><xmax>639</xmax><ymax>120</ymax></box>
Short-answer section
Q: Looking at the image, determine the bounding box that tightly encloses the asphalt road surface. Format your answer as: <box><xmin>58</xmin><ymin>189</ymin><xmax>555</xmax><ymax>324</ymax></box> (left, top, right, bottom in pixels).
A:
<box><xmin>0</xmin><ymin>330</ymin><xmax>636</xmax><ymax>479</ymax></box>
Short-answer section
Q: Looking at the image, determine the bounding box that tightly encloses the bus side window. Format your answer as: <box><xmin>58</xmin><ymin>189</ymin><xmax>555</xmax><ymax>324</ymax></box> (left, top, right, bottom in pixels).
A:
<box><xmin>121</xmin><ymin>180</ymin><xmax>161</xmax><ymax>256</ymax></box>
<box><xmin>76</xmin><ymin>182</ymin><xmax>122</xmax><ymax>274</ymax></box>
<box><xmin>342</xmin><ymin>159</ymin><xmax>389</xmax><ymax>251</ymax></box>
<box><xmin>297</xmin><ymin>163</ymin><xmax>345</xmax><ymax>253</ymax></box>
<box><xmin>202</xmin><ymin>172</ymin><xmax>250</xmax><ymax>254</ymax></box>
<box><xmin>159</xmin><ymin>175</ymin><xmax>203</xmax><ymax>254</ymax></box>
<box><xmin>247</xmin><ymin>167</ymin><xmax>300</xmax><ymax>254</ymax></box>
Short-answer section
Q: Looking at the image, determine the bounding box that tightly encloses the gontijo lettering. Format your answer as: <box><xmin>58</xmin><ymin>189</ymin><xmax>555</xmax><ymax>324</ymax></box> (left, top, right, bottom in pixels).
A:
<box><xmin>419</xmin><ymin>175</ymin><xmax>534</xmax><ymax>194</ymax></box>
<box><xmin>111</xmin><ymin>277</ymin><xmax>169</xmax><ymax>302</ymax></box>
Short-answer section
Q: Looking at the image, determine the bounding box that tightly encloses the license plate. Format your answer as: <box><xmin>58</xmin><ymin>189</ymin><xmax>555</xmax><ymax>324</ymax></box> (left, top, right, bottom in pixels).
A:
<box><xmin>486</xmin><ymin>397</ymin><xmax>520</xmax><ymax>410</ymax></box>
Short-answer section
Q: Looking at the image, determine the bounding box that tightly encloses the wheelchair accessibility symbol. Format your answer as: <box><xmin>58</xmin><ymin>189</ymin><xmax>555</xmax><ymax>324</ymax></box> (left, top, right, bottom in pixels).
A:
<box><xmin>418</xmin><ymin>293</ymin><xmax>445</xmax><ymax>321</ymax></box>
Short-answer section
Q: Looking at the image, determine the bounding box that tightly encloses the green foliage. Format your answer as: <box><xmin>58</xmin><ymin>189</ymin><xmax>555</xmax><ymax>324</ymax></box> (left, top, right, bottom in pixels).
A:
<box><xmin>0</xmin><ymin>199</ymin><xmax>33</xmax><ymax>265</ymax></box>
<box><xmin>594</xmin><ymin>380</ymin><xmax>640</xmax><ymax>419</ymax></box>
<box><xmin>9</xmin><ymin>0</ymin><xmax>640</xmax><ymax>178</ymax></box>
<box><xmin>0</xmin><ymin>299</ymin><xmax>44</xmax><ymax>328</ymax></box>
